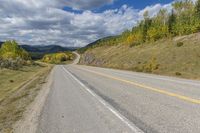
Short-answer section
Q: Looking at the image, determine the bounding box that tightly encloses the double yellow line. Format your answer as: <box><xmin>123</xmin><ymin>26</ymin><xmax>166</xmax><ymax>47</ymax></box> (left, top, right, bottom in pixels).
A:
<box><xmin>76</xmin><ymin>66</ymin><xmax>200</xmax><ymax>104</ymax></box>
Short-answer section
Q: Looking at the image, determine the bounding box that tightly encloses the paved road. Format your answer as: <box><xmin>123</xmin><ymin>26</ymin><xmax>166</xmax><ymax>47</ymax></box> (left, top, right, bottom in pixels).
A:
<box><xmin>72</xmin><ymin>52</ymin><xmax>80</xmax><ymax>65</ymax></box>
<box><xmin>37</xmin><ymin>57</ymin><xmax>200</xmax><ymax>133</ymax></box>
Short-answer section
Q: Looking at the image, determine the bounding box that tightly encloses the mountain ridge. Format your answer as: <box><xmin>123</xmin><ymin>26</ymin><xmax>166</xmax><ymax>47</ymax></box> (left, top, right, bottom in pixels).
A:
<box><xmin>0</xmin><ymin>42</ymin><xmax>79</xmax><ymax>59</ymax></box>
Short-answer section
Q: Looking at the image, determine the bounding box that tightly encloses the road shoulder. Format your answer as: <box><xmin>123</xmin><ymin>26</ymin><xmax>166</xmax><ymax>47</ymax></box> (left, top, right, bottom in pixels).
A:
<box><xmin>13</xmin><ymin>67</ymin><xmax>54</xmax><ymax>133</ymax></box>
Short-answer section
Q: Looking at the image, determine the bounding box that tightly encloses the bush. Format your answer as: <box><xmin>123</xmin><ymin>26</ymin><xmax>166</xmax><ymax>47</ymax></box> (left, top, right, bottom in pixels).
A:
<box><xmin>132</xmin><ymin>66</ymin><xmax>143</xmax><ymax>72</ymax></box>
<box><xmin>176</xmin><ymin>42</ymin><xmax>184</xmax><ymax>47</ymax></box>
<box><xmin>175</xmin><ymin>72</ymin><xmax>182</xmax><ymax>76</ymax></box>
<box><xmin>0</xmin><ymin>57</ymin><xmax>24</xmax><ymax>70</ymax></box>
<box><xmin>42</xmin><ymin>52</ymin><xmax>73</xmax><ymax>64</ymax></box>
<box><xmin>143</xmin><ymin>57</ymin><xmax>159</xmax><ymax>73</ymax></box>
<box><xmin>129</xmin><ymin>42</ymin><xmax>141</xmax><ymax>48</ymax></box>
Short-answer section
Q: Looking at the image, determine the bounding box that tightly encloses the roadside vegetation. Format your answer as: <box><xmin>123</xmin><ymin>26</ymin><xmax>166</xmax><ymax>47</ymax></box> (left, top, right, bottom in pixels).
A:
<box><xmin>79</xmin><ymin>0</ymin><xmax>200</xmax><ymax>79</ymax></box>
<box><xmin>0</xmin><ymin>40</ymin><xmax>32</xmax><ymax>70</ymax></box>
<box><xmin>0</xmin><ymin>40</ymin><xmax>52</xmax><ymax>132</ymax></box>
<box><xmin>42</xmin><ymin>52</ymin><xmax>74</xmax><ymax>64</ymax></box>
<box><xmin>80</xmin><ymin>33</ymin><xmax>200</xmax><ymax>79</ymax></box>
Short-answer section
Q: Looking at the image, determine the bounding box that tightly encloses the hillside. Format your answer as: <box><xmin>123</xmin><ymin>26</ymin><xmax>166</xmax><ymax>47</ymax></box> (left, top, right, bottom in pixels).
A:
<box><xmin>79</xmin><ymin>32</ymin><xmax>200</xmax><ymax>79</ymax></box>
<box><xmin>79</xmin><ymin>0</ymin><xmax>200</xmax><ymax>80</ymax></box>
<box><xmin>78</xmin><ymin>36</ymin><xmax>119</xmax><ymax>54</ymax></box>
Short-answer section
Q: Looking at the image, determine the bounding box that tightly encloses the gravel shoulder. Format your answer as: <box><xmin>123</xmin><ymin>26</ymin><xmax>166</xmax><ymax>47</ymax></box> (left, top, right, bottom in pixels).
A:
<box><xmin>13</xmin><ymin>67</ymin><xmax>54</xmax><ymax>133</ymax></box>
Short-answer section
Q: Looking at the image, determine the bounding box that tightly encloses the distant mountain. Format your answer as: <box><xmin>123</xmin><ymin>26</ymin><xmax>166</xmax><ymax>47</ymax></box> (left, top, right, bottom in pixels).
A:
<box><xmin>20</xmin><ymin>45</ymin><xmax>79</xmax><ymax>60</ymax></box>
<box><xmin>21</xmin><ymin>45</ymin><xmax>78</xmax><ymax>53</ymax></box>
<box><xmin>0</xmin><ymin>42</ymin><xmax>78</xmax><ymax>52</ymax></box>
<box><xmin>0</xmin><ymin>41</ymin><xmax>79</xmax><ymax>59</ymax></box>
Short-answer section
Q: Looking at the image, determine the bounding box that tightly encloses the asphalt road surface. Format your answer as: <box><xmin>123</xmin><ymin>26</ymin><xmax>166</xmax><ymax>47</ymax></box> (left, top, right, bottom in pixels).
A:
<box><xmin>37</xmin><ymin>59</ymin><xmax>200</xmax><ymax>133</ymax></box>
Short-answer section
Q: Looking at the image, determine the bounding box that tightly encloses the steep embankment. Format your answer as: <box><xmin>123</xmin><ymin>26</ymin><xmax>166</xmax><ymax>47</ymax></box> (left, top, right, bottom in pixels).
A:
<box><xmin>80</xmin><ymin>33</ymin><xmax>200</xmax><ymax>79</ymax></box>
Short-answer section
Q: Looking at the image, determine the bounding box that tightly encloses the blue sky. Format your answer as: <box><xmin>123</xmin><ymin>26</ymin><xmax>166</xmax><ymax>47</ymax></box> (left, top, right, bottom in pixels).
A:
<box><xmin>0</xmin><ymin>0</ymin><xmax>174</xmax><ymax>46</ymax></box>
<box><xmin>64</xmin><ymin>0</ymin><xmax>174</xmax><ymax>13</ymax></box>
<box><xmin>118</xmin><ymin>0</ymin><xmax>173</xmax><ymax>9</ymax></box>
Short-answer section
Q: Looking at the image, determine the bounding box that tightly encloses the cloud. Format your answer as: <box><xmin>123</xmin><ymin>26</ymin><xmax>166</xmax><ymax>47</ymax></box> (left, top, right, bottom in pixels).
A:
<box><xmin>0</xmin><ymin>0</ymin><xmax>174</xmax><ymax>47</ymax></box>
<box><xmin>1</xmin><ymin>0</ymin><xmax>115</xmax><ymax>10</ymax></box>
<box><xmin>58</xmin><ymin>0</ymin><xmax>115</xmax><ymax>10</ymax></box>
<box><xmin>139</xmin><ymin>3</ymin><xmax>172</xmax><ymax>18</ymax></box>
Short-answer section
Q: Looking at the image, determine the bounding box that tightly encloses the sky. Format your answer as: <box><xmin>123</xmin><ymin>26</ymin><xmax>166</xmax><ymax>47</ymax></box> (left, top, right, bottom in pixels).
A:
<box><xmin>0</xmin><ymin>0</ymin><xmax>175</xmax><ymax>47</ymax></box>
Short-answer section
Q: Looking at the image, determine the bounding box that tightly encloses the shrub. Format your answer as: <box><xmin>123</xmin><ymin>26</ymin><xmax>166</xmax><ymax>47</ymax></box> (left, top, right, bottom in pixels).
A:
<box><xmin>10</xmin><ymin>80</ymin><xmax>14</xmax><ymax>83</ymax></box>
<box><xmin>176</xmin><ymin>42</ymin><xmax>184</xmax><ymax>47</ymax></box>
<box><xmin>132</xmin><ymin>66</ymin><xmax>143</xmax><ymax>72</ymax></box>
<box><xmin>0</xmin><ymin>57</ymin><xmax>24</xmax><ymax>70</ymax></box>
<box><xmin>42</xmin><ymin>52</ymin><xmax>73</xmax><ymax>64</ymax></box>
<box><xmin>143</xmin><ymin>57</ymin><xmax>159</xmax><ymax>73</ymax></box>
<box><xmin>129</xmin><ymin>42</ymin><xmax>141</xmax><ymax>48</ymax></box>
<box><xmin>175</xmin><ymin>72</ymin><xmax>182</xmax><ymax>76</ymax></box>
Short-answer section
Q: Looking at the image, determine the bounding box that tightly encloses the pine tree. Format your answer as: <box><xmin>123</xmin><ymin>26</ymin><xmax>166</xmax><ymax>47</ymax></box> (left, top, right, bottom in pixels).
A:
<box><xmin>168</xmin><ymin>10</ymin><xmax>176</xmax><ymax>35</ymax></box>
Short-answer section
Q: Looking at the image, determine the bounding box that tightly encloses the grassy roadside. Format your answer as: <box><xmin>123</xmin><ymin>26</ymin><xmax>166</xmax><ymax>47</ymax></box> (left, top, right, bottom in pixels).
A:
<box><xmin>80</xmin><ymin>33</ymin><xmax>200</xmax><ymax>80</ymax></box>
<box><xmin>0</xmin><ymin>63</ymin><xmax>52</xmax><ymax>132</ymax></box>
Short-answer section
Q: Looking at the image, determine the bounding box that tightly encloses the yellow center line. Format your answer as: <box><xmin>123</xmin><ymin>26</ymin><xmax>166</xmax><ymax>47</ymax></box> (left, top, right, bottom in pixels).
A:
<box><xmin>75</xmin><ymin>66</ymin><xmax>200</xmax><ymax>104</ymax></box>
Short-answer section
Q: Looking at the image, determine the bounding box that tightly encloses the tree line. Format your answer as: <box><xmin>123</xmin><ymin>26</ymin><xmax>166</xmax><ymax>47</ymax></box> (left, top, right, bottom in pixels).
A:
<box><xmin>120</xmin><ymin>0</ymin><xmax>200</xmax><ymax>46</ymax></box>
<box><xmin>79</xmin><ymin>0</ymin><xmax>200</xmax><ymax>51</ymax></box>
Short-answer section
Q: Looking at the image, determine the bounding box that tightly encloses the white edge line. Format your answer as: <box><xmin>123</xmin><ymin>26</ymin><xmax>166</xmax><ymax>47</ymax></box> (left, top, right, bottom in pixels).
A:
<box><xmin>62</xmin><ymin>66</ymin><xmax>144</xmax><ymax>133</ymax></box>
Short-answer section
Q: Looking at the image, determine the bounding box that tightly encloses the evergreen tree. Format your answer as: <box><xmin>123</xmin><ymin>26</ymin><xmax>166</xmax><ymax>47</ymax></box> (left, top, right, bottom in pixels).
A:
<box><xmin>168</xmin><ymin>10</ymin><xmax>176</xmax><ymax>35</ymax></box>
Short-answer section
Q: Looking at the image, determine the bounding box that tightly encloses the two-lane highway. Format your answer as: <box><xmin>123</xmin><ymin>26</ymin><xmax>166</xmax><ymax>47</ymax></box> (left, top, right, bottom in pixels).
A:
<box><xmin>37</xmin><ymin>64</ymin><xmax>200</xmax><ymax>133</ymax></box>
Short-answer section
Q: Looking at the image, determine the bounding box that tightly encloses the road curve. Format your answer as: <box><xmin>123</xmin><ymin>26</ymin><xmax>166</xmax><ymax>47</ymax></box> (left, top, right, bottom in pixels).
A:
<box><xmin>37</xmin><ymin>55</ymin><xmax>200</xmax><ymax>133</ymax></box>
<box><xmin>72</xmin><ymin>52</ymin><xmax>80</xmax><ymax>65</ymax></box>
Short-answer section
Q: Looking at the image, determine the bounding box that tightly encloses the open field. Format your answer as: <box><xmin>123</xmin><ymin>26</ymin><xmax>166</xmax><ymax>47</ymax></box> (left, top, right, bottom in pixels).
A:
<box><xmin>0</xmin><ymin>63</ymin><xmax>52</xmax><ymax>132</ymax></box>
<box><xmin>80</xmin><ymin>33</ymin><xmax>200</xmax><ymax>80</ymax></box>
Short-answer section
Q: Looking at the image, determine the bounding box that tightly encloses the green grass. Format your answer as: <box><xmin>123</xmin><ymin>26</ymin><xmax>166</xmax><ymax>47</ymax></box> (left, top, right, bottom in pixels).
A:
<box><xmin>80</xmin><ymin>33</ymin><xmax>200</xmax><ymax>80</ymax></box>
<box><xmin>0</xmin><ymin>64</ymin><xmax>52</xmax><ymax>132</ymax></box>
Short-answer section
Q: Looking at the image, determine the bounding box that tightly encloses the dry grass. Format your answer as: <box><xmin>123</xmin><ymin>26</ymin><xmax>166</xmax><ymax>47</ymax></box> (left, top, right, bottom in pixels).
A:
<box><xmin>0</xmin><ymin>63</ymin><xmax>52</xmax><ymax>132</ymax></box>
<box><xmin>80</xmin><ymin>33</ymin><xmax>200</xmax><ymax>80</ymax></box>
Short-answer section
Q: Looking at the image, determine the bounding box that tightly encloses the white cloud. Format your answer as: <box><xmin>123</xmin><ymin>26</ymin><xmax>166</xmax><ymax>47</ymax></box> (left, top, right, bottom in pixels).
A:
<box><xmin>58</xmin><ymin>0</ymin><xmax>115</xmax><ymax>10</ymax></box>
<box><xmin>0</xmin><ymin>0</ymin><xmax>174</xmax><ymax>47</ymax></box>
<box><xmin>139</xmin><ymin>3</ymin><xmax>172</xmax><ymax>18</ymax></box>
